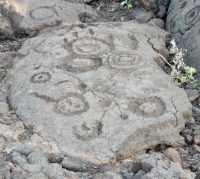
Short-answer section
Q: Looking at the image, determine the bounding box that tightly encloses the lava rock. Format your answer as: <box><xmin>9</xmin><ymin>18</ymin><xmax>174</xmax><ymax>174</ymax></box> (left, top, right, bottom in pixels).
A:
<box><xmin>181</xmin><ymin>128</ymin><xmax>193</xmax><ymax>136</ymax></box>
<box><xmin>194</xmin><ymin>134</ymin><xmax>200</xmax><ymax>145</ymax></box>
<box><xmin>129</xmin><ymin>160</ymin><xmax>142</xmax><ymax>173</ymax></box>
<box><xmin>0</xmin><ymin>159</ymin><xmax>10</xmax><ymax>179</ymax></box>
<box><xmin>191</xmin><ymin>161</ymin><xmax>200</xmax><ymax>172</ymax></box>
<box><xmin>184</xmin><ymin>89</ymin><xmax>199</xmax><ymax>102</ymax></box>
<box><xmin>0</xmin><ymin>102</ymin><xmax>9</xmax><ymax>115</ymax></box>
<box><xmin>132</xmin><ymin>8</ymin><xmax>154</xmax><ymax>23</ymax></box>
<box><xmin>164</xmin><ymin>148</ymin><xmax>182</xmax><ymax>167</ymax></box>
<box><xmin>149</xmin><ymin>18</ymin><xmax>165</xmax><ymax>29</ymax></box>
<box><xmin>132</xmin><ymin>170</ymin><xmax>145</xmax><ymax>179</ymax></box>
<box><xmin>185</xmin><ymin>135</ymin><xmax>193</xmax><ymax>144</ymax></box>
<box><xmin>50</xmin><ymin>153</ymin><xmax>64</xmax><ymax>163</ymax></box>
<box><xmin>122</xmin><ymin>172</ymin><xmax>134</xmax><ymax>179</ymax></box>
<box><xmin>61</xmin><ymin>158</ymin><xmax>86</xmax><ymax>172</ymax></box>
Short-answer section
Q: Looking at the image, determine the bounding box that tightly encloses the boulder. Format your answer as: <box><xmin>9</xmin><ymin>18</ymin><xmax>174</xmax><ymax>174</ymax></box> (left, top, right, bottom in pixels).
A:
<box><xmin>132</xmin><ymin>8</ymin><xmax>154</xmax><ymax>23</ymax></box>
<box><xmin>166</xmin><ymin>0</ymin><xmax>200</xmax><ymax>79</ymax></box>
<box><xmin>135</xmin><ymin>0</ymin><xmax>170</xmax><ymax>17</ymax></box>
<box><xmin>1</xmin><ymin>0</ymin><xmax>97</xmax><ymax>36</ymax></box>
<box><xmin>8</xmin><ymin>21</ymin><xmax>191</xmax><ymax>164</ymax></box>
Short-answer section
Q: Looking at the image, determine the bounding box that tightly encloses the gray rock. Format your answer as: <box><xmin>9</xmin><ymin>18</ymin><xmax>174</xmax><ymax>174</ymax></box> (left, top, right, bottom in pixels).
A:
<box><xmin>133</xmin><ymin>153</ymin><xmax>194</xmax><ymax>179</ymax></box>
<box><xmin>0</xmin><ymin>137</ymin><xmax>5</xmax><ymax>152</ymax></box>
<box><xmin>5</xmin><ymin>143</ymin><xmax>32</xmax><ymax>156</ymax></box>
<box><xmin>149</xmin><ymin>18</ymin><xmax>165</xmax><ymax>29</ymax></box>
<box><xmin>132</xmin><ymin>9</ymin><xmax>154</xmax><ymax>23</ymax></box>
<box><xmin>166</xmin><ymin>0</ymin><xmax>200</xmax><ymax>79</ymax></box>
<box><xmin>0</xmin><ymin>102</ymin><xmax>9</xmax><ymax>114</ymax></box>
<box><xmin>157</xmin><ymin>5</ymin><xmax>166</xmax><ymax>18</ymax></box>
<box><xmin>0</xmin><ymin>12</ymin><xmax>13</xmax><ymax>39</ymax></box>
<box><xmin>94</xmin><ymin>171</ymin><xmax>122</xmax><ymax>179</ymax></box>
<box><xmin>8</xmin><ymin>21</ymin><xmax>191</xmax><ymax>164</ymax></box>
<box><xmin>0</xmin><ymin>160</ymin><xmax>10</xmax><ymax>179</ymax></box>
<box><xmin>27</xmin><ymin>152</ymin><xmax>49</xmax><ymax>167</ymax></box>
<box><xmin>10</xmin><ymin>166</ymin><xmax>27</xmax><ymax>179</ymax></box>
<box><xmin>177</xmin><ymin>147</ymin><xmax>188</xmax><ymax>157</ymax></box>
<box><xmin>185</xmin><ymin>135</ymin><xmax>193</xmax><ymax>144</ymax></box>
<box><xmin>61</xmin><ymin>158</ymin><xmax>85</xmax><ymax>172</ymax></box>
<box><xmin>50</xmin><ymin>153</ymin><xmax>64</xmax><ymax>163</ymax></box>
<box><xmin>1</xmin><ymin>0</ymin><xmax>97</xmax><ymax>35</ymax></box>
<box><xmin>27</xmin><ymin>172</ymin><xmax>48</xmax><ymax>179</ymax></box>
<box><xmin>135</xmin><ymin>0</ymin><xmax>169</xmax><ymax>15</ymax></box>
<box><xmin>194</xmin><ymin>134</ymin><xmax>200</xmax><ymax>145</ymax></box>
<box><xmin>181</xmin><ymin>128</ymin><xmax>193</xmax><ymax>136</ymax></box>
<box><xmin>12</xmin><ymin>152</ymin><xmax>28</xmax><ymax>166</ymax></box>
<box><xmin>122</xmin><ymin>172</ymin><xmax>134</xmax><ymax>179</ymax></box>
<box><xmin>184</xmin><ymin>89</ymin><xmax>199</xmax><ymax>102</ymax></box>
<box><xmin>192</xmin><ymin>161</ymin><xmax>200</xmax><ymax>172</ymax></box>
<box><xmin>132</xmin><ymin>170</ymin><xmax>145</xmax><ymax>179</ymax></box>
<box><xmin>129</xmin><ymin>160</ymin><xmax>142</xmax><ymax>173</ymax></box>
<box><xmin>42</xmin><ymin>163</ymin><xmax>65</xmax><ymax>179</ymax></box>
<box><xmin>163</xmin><ymin>148</ymin><xmax>182</xmax><ymax>167</ymax></box>
<box><xmin>0</xmin><ymin>52</ymin><xmax>15</xmax><ymax>69</ymax></box>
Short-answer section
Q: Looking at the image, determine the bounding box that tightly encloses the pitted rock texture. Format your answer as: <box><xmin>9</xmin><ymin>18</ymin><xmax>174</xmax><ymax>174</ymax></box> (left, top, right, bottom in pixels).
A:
<box><xmin>7</xmin><ymin>21</ymin><xmax>192</xmax><ymax>164</ymax></box>
<box><xmin>1</xmin><ymin>0</ymin><xmax>97</xmax><ymax>35</ymax></box>
<box><xmin>166</xmin><ymin>0</ymin><xmax>200</xmax><ymax>79</ymax></box>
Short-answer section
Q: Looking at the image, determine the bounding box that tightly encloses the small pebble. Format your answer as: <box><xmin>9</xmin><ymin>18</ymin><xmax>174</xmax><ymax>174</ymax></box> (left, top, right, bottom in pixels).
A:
<box><xmin>185</xmin><ymin>135</ymin><xmax>193</xmax><ymax>144</ymax></box>
<box><xmin>122</xmin><ymin>172</ymin><xmax>134</xmax><ymax>179</ymax></box>
<box><xmin>194</xmin><ymin>134</ymin><xmax>200</xmax><ymax>144</ymax></box>
<box><xmin>193</xmin><ymin>144</ymin><xmax>200</xmax><ymax>153</ymax></box>
<box><xmin>177</xmin><ymin>148</ymin><xmax>188</xmax><ymax>156</ymax></box>
<box><xmin>164</xmin><ymin>148</ymin><xmax>182</xmax><ymax>167</ymax></box>
<box><xmin>184</xmin><ymin>89</ymin><xmax>199</xmax><ymax>102</ymax></box>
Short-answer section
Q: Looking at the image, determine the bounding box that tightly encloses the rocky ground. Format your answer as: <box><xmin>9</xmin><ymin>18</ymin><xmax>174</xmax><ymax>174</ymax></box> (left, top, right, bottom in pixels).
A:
<box><xmin>0</xmin><ymin>0</ymin><xmax>200</xmax><ymax>178</ymax></box>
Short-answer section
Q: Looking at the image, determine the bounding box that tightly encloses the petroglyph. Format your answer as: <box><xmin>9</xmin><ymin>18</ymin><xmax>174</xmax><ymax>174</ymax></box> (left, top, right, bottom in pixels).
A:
<box><xmin>128</xmin><ymin>96</ymin><xmax>166</xmax><ymax>118</ymax></box>
<box><xmin>55</xmin><ymin>93</ymin><xmax>89</xmax><ymax>117</ymax></box>
<box><xmin>8</xmin><ymin>22</ymin><xmax>192</xmax><ymax>164</ymax></box>
<box><xmin>61</xmin><ymin>57</ymin><xmax>102</xmax><ymax>73</ymax></box>
<box><xmin>185</xmin><ymin>5</ymin><xmax>200</xmax><ymax>25</ymax></box>
<box><xmin>30</xmin><ymin>72</ymin><xmax>51</xmax><ymax>83</ymax></box>
<box><xmin>107</xmin><ymin>53</ymin><xmax>142</xmax><ymax>72</ymax></box>
<box><xmin>73</xmin><ymin>121</ymin><xmax>102</xmax><ymax>141</ymax></box>
<box><xmin>65</xmin><ymin>36</ymin><xmax>114</xmax><ymax>57</ymax></box>
<box><xmin>30</xmin><ymin>7</ymin><xmax>55</xmax><ymax>21</ymax></box>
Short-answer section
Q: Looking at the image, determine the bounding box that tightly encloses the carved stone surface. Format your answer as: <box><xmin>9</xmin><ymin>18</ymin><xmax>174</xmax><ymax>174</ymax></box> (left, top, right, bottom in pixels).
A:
<box><xmin>1</xmin><ymin>0</ymin><xmax>97</xmax><ymax>35</ymax></box>
<box><xmin>8</xmin><ymin>21</ymin><xmax>191</xmax><ymax>164</ymax></box>
<box><xmin>166</xmin><ymin>0</ymin><xmax>200</xmax><ymax>79</ymax></box>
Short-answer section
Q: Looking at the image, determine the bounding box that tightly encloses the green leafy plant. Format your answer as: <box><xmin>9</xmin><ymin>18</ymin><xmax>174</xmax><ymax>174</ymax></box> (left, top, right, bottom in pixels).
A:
<box><xmin>159</xmin><ymin>39</ymin><xmax>199</xmax><ymax>88</ymax></box>
<box><xmin>121</xmin><ymin>0</ymin><xmax>132</xmax><ymax>9</ymax></box>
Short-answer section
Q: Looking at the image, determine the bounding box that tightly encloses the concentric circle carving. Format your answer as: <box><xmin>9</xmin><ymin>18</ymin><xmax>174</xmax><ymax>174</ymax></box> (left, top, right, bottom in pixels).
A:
<box><xmin>128</xmin><ymin>96</ymin><xmax>166</xmax><ymax>118</ymax></box>
<box><xmin>30</xmin><ymin>72</ymin><xmax>51</xmax><ymax>83</ymax></box>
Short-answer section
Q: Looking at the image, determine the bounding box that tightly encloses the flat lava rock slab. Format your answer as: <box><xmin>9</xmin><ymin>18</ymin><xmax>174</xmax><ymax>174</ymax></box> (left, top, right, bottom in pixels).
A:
<box><xmin>1</xmin><ymin>0</ymin><xmax>97</xmax><ymax>35</ymax></box>
<box><xmin>8</xmin><ymin>21</ymin><xmax>192</xmax><ymax>164</ymax></box>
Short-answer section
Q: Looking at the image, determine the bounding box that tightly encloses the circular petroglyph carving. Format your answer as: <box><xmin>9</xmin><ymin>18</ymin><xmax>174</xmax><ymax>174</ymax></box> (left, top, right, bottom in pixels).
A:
<box><xmin>128</xmin><ymin>96</ymin><xmax>166</xmax><ymax>118</ymax></box>
<box><xmin>30</xmin><ymin>72</ymin><xmax>51</xmax><ymax>83</ymax></box>
<box><xmin>55</xmin><ymin>93</ymin><xmax>89</xmax><ymax>116</ymax></box>
<box><xmin>185</xmin><ymin>6</ymin><xmax>200</xmax><ymax>25</ymax></box>
<box><xmin>73</xmin><ymin>121</ymin><xmax>102</xmax><ymax>141</ymax></box>
<box><xmin>67</xmin><ymin>37</ymin><xmax>112</xmax><ymax>57</ymax></box>
<box><xmin>108</xmin><ymin>53</ymin><xmax>142</xmax><ymax>71</ymax></box>
<box><xmin>30</xmin><ymin>7</ymin><xmax>55</xmax><ymax>20</ymax></box>
<box><xmin>62</xmin><ymin>57</ymin><xmax>102</xmax><ymax>73</ymax></box>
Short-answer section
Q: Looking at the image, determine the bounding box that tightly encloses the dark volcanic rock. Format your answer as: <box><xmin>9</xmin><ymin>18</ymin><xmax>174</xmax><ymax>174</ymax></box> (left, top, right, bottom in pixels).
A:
<box><xmin>132</xmin><ymin>8</ymin><xmax>154</xmax><ymax>23</ymax></box>
<box><xmin>166</xmin><ymin>0</ymin><xmax>200</xmax><ymax>79</ymax></box>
